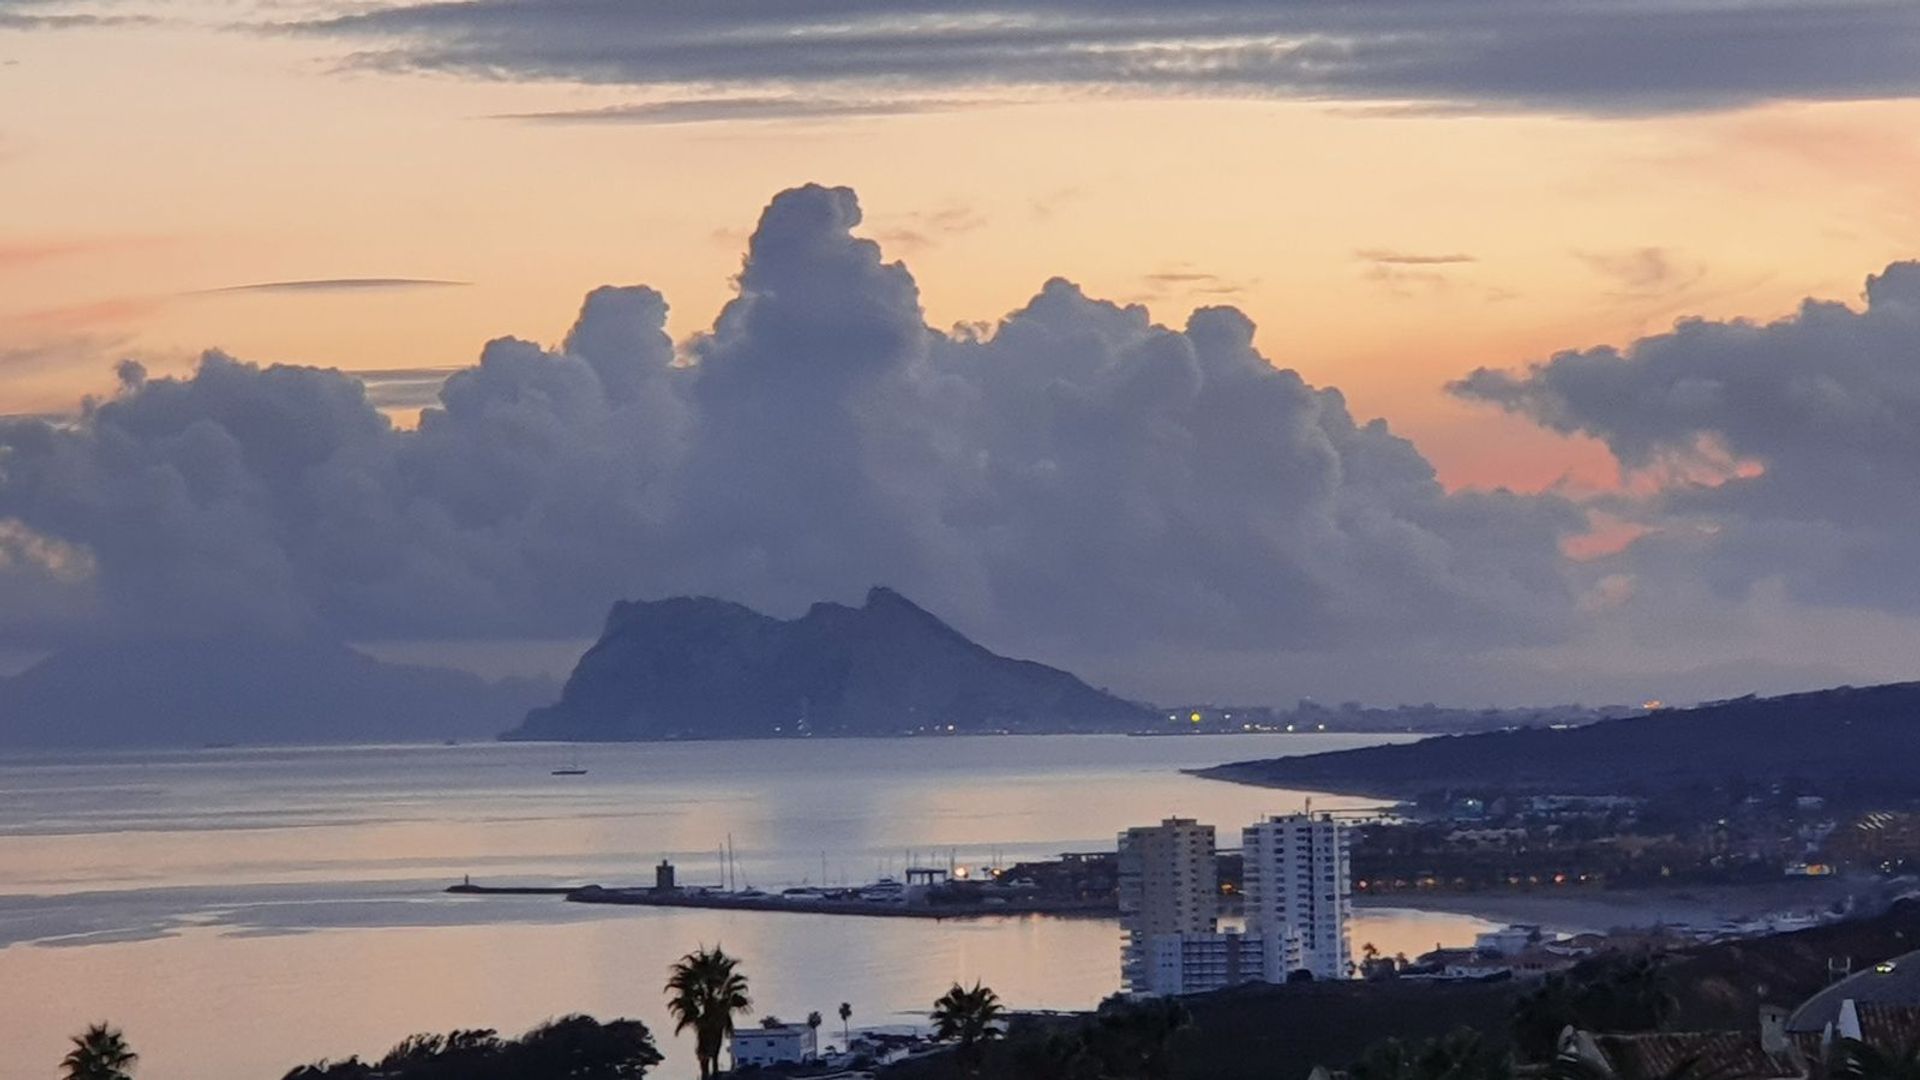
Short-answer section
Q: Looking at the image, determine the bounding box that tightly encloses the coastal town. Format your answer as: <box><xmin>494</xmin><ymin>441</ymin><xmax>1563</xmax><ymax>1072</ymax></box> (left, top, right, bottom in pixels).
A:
<box><xmin>394</xmin><ymin>787</ymin><xmax>1920</xmax><ymax>1080</ymax></box>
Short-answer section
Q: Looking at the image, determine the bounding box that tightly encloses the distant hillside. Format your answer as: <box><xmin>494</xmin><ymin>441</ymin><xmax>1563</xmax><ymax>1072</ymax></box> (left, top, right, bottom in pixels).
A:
<box><xmin>506</xmin><ymin>586</ymin><xmax>1154</xmax><ymax>740</ymax></box>
<box><xmin>0</xmin><ymin>638</ymin><xmax>556</xmax><ymax>747</ymax></box>
<box><xmin>1198</xmin><ymin>681</ymin><xmax>1920</xmax><ymax>799</ymax></box>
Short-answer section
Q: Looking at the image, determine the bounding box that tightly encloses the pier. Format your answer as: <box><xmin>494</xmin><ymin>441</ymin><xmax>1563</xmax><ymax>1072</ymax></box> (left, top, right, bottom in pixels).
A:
<box><xmin>445</xmin><ymin>881</ymin><xmax>1114</xmax><ymax>920</ymax></box>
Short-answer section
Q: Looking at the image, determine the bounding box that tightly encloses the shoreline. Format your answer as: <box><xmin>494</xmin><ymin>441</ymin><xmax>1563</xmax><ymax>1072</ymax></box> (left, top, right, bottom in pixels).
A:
<box><xmin>1187</xmin><ymin>766</ymin><xmax>1400</xmax><ymax>801</ymax></box>
<box><xmin>1356</xmin><ymin>877</ymin><xmax>1877</xmax><ymax>934</ymax></box>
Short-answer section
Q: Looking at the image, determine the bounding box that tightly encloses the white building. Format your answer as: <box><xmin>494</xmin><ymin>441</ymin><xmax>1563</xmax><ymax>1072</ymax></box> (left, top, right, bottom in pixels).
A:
<box><xmin>1138</xmin><ymin>928</ymin><xmax>1303</xmax><ymax>996</ymax></box>
<box><xmin>731</xmin><ymin>1023</ymin><xmax>816</xmax><ymax>1068</ymax></box>
<box><xmin>1242</xmin><ymin>813</ymin><xmax>1352</xmax><ymax>980</ymax></box>
<box><xmin>1474</xmin><ymin>924</ymin><xmax>1540</xmax><ymax>956</ymax></box>
<box><xmin>1118</xmin><ymin>817</ymin><xmax>1307</xmax><ymax>996</ymax></box>
<box><xmin>1118</xmin><ymin>817</ymin><xmax>1218</xmax><ymax>994</ymax></box>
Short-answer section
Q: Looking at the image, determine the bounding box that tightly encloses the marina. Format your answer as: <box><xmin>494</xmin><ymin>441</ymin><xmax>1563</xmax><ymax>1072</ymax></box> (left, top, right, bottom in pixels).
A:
<box><xmin>449</xmin><ymin>861</ymin><xmax>1116</xmax><ymax>919</ymax></box>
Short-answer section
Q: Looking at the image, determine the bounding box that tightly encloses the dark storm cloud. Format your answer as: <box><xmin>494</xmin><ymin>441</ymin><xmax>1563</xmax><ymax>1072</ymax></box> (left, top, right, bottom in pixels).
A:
<box><xmin>1452</xmin><ymin>262</ymin><xmax>1920</xmax><ymax>614</ymax></box>
<box><xmin>288</xmin><ymin>0</ymin><xmax>1920</xmax><ymax>115</ymax></box>
<box><xmin>0</xmin><ymin>184</ymin><xmax>1583</xmax><ymax>664</ymax></box>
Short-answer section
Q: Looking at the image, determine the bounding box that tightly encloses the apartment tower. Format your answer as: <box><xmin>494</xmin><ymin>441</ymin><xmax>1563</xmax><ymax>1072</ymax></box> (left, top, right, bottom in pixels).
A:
<box><xmin>1117</xmin><ymin>817</ymin><xmax>1217</xmax><ymax>993</ymax></box>
<box><xmin>1242</xmin><ymin>813</ymin><xmax>1352</xmax><ymax>980</ymax></box>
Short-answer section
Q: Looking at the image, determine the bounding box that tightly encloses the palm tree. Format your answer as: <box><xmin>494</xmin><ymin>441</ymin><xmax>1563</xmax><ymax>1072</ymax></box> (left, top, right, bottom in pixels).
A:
<box><xmin>665</xmin><ymin>946</ymin><xmax>753</xmax><ymax>1080</ymax></box>
<box><xmin>931</xmin><ymin>981</ymin><xmax>1007</xmax><ymax>1073</ymax></box>
<box><xmin>839</xmin><ymin>1002</ymin><xmax>853</xmax><ymax>1049</ymax></box>
<box><xmin>806</xmin><ymin>1011</ymin><xmax>823</xmax><ymax>1057</ymax></box>
<box><xmin>62</xmin><ymin>1024</ymin><xmax>137</xmax><ymax>1080</ymax></box>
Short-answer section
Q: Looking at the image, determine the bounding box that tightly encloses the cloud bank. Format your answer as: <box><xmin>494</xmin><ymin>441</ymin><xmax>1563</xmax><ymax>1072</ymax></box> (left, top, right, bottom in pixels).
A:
<box><xmin>0</xmin><ymin>184</ymin><xmax>1584</xmax><ymax>679</ymax></box>
<box><xmin>1453</xmin><ymin>262</ymin><xmax>1920</xmax><ymax>617</ymax></box>
<box><xmin>292</xmin><ymin>0</ymin><xmax>1920</xmax><ymax>115</ymax></box>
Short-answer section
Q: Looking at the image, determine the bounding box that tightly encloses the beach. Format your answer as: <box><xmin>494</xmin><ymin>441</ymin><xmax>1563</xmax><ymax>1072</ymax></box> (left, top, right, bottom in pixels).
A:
<box><xmin>1355</xmin><ymin>875</ymin><xmax>1887</xmax><ymax>935</ymax></box>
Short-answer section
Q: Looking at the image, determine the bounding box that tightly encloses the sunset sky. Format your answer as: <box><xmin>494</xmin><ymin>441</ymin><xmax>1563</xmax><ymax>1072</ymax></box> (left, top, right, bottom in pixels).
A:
<box><xmin>7</xmin><ymin>0</ymin><xmax>1920</xmax><ymax>704</ymax></box>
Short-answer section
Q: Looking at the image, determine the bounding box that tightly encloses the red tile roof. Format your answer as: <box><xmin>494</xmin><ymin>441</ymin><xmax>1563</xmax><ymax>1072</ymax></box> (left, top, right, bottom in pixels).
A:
<box><xmin>1590</xmin><ymin>1032</ymin><xmax>1802</xmax><ymax>1080</ymax></box>
<box><xmin>1853</xmin><ymin>1004</ymin><xmax>1920</xmax><ymax>1050</ymax></box>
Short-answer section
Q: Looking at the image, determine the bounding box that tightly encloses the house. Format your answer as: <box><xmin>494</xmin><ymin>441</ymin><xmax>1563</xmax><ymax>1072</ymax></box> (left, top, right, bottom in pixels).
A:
<box><xmin>1557</xmin><ymin>1010</ymin><xmax>1809</xmax><ymax>1080</ymax></box>
<box><xmin>1559</xmin><ymin>1030</ymin><xmax>1806</xmax><ymax>1080</ymax></box>
<box><xmin>1474</xmin><ymin>924</ymin><xmax>1540</xmax><ymax>956</ymax></box>
<box><xmin>1541</xmin><ymin>932</ymin><xmax>1610</xmax><ymax>957</ymax></box>
<box><xmin>1409</xmin><ymin>943</ymin><xmax>1573</xmax><ymax>980</ymax></box>
<box><xmin>1786</xmin><ymin>947</ymin><xmax>1920</xmax><ymax>1039</ymax></box>
<box><xmin>1829</xmin><ymin>1000</ymin><xmax>1920</xmax><ymax>1048</ymax></box>
<box><xmin>731</xmin><ymin>1023</ymin><xmax>817</xmax><ymax>1068</ymax></box>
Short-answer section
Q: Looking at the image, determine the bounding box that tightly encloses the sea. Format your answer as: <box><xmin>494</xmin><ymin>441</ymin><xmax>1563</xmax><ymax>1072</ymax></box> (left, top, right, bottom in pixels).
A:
<box><xmin>0</xmin><ymin>733</ymin><xmax>1499</xmax><ymax>1080</ymax></box>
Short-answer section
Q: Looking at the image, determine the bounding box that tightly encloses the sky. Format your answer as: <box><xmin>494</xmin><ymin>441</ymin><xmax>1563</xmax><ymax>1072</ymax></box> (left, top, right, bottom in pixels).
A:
<box><xmin>5</xmin><ymin>0</ymin><xmax>1920</xmax><ymax>706</ymax></box>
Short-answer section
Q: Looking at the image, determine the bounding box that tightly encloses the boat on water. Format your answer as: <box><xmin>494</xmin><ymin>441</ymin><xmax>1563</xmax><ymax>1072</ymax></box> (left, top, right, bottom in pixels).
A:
<box><xmin>857</xmin><ymin>877</ymin><xmax>907</xmax><ymax>903</ymax></box>
<box><xmin>551</xmin><ymin>767</ymin><xmax>588</xmax><ymax>776</ymax></box>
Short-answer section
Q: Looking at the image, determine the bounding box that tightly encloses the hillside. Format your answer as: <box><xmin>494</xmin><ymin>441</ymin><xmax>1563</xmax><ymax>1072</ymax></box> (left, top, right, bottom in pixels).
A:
<box><xmin>505</xmin><ymin>586</ymin><xmax>1153</xmax><ymax>740</ymax></box>
<box><xmin>0</xmin><ymin>637</ymin><xmax>555</xmax><ymax>747</ymax></box>
<box><xmin>882</xmin><ymin>897</ymin><xmax>1920</xmax><ymax>1080</ymax></box>
<box><xmin>1198</xmin><ymin>681</ymin><xmax>1920</xmax><ymax>799</ymax></box>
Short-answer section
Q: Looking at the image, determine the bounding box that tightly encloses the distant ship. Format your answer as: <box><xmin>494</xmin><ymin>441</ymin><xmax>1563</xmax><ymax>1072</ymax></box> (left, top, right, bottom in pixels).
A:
<box><xmin>551</xmin><ymin>766</ymin><xmax>588</xmax><ymax>776</ymax></box>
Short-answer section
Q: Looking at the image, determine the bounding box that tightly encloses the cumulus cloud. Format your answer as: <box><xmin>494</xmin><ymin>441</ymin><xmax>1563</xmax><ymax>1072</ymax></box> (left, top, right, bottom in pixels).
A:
<box><xmin>1452</xmin><ymin>261</ymin><xmax>1920</xmax><ymax>615</ymax></box>
<box><xmin>287</xmin><ymin>0</ymin><xmax>1920</xmax><ymax>115</ymax></box>
<box><xmin>0</xmin><ymin>184</ymin><xmax>1584</xmax><ymax>680</ymax></box>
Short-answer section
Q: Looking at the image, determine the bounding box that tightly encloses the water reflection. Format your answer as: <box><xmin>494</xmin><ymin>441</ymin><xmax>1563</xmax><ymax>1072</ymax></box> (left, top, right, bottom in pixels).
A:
<box><xmin>0</xmin><ymin>735</ymin><xmax>1492</xmax><ymax>1080</ymax></box>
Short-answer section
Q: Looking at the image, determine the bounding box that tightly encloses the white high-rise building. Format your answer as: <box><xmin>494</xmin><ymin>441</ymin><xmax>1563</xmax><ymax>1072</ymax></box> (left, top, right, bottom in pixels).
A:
<box><xmin>1242</xmin><ymin>813</ymin><xmax>1352</xmax><ymax>980</ymax></box>
<box><xmin>1117</xmin><ymin>817</ymin><xmax>1300</xmax><ymax>996</ymax></box>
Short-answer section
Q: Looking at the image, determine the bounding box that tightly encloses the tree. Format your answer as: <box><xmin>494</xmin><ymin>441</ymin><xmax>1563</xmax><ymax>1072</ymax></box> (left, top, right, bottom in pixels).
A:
<box><xmin>1351</xmin><ymin>1028</ymin><xmax>1510</xmax><ymax>1080</ymax></box>
<box><xmin>1547</xmin><ymin>1048</ymin><xmax>1729</xmax><ymax>1080</ymax></box>
<box><xmin>514</xmin><ymin>1015</ymin><xmax>663</xmax><ymax>1079</ymax></box>
<box><xmin>1512</xmin><ymin>957</ymin><xmax>1677</xmax><ymax>1064</ymax></box>
<box><xmin>807</xmin><ymin>1011</ymin><xmax>823</xmax><ymax>1057</ymax></box>
<box><xmin>666</xmin><ymin>945</ymin><xmax>753</xmax><ymax>1080</ymax></box>
<box><xmin>1838</xmin><ymin>1038</ymin><xmax>1920</xmax><ymax>1080</ymax></box>
<box><xmin>1414</xmin><ymin>1028</ymin><xmax>1510</xmax><ymax>1080</ymax></box>
<box><xmin>282</xmin><ymin>1017</ymin><xmax>659</xmax><ymax>1080</ymax></box>
<box><xmin>931</xmin><ymin>981</ymin><xmax>1007</xmax><ymax>1074</ymax></box>
<box><xmin>1584</xmin><ymin>955</ymin><xmax>1677</xmax><ymax>1033</ymax></box>
<box><xmin>1084</xmin><ymin>995</ymin><xmax>1191</xmax><ymax>1080</ymax></box>
<box><xmin>1513</xmin><ymin>974</ymin><xmax>1581</xmax><ymax>1063</ymax></box>
<box><xmin>62</xmin><ymin>1024</ymin><xmax>137</xmax><ymax>1080</ymax></box>
<box><xmin>1351</xmin><ymin>1036</ymin><xmax>1422</xmax><ymax>1080</ymax></box>
<box><xmin>281</xmin><ymin>1060</ymin><xmax>372</xmax><ymax>1080</ymax></box>
<box><xmin>839</xmin><ymin>1002</ymin><xmax>854</xmax><ymax>1048</ymax></box>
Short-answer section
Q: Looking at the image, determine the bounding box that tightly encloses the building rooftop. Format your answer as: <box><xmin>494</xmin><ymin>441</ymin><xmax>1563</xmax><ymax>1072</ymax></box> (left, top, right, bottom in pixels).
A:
<box><xmin>1787</xmin><ymin>949</ymin><xmax>1920</xmax><ymax>1033</ymax></box>
<box><xmin>1588</xmin><ymin>1032</ymin><xmax>1801</xmax><ymax>1080</ymax></box>
<box><xmin>1848</xmin><ymin>1003</ymin><xmax>1920</xmax><ymax>1048</ymax></box>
